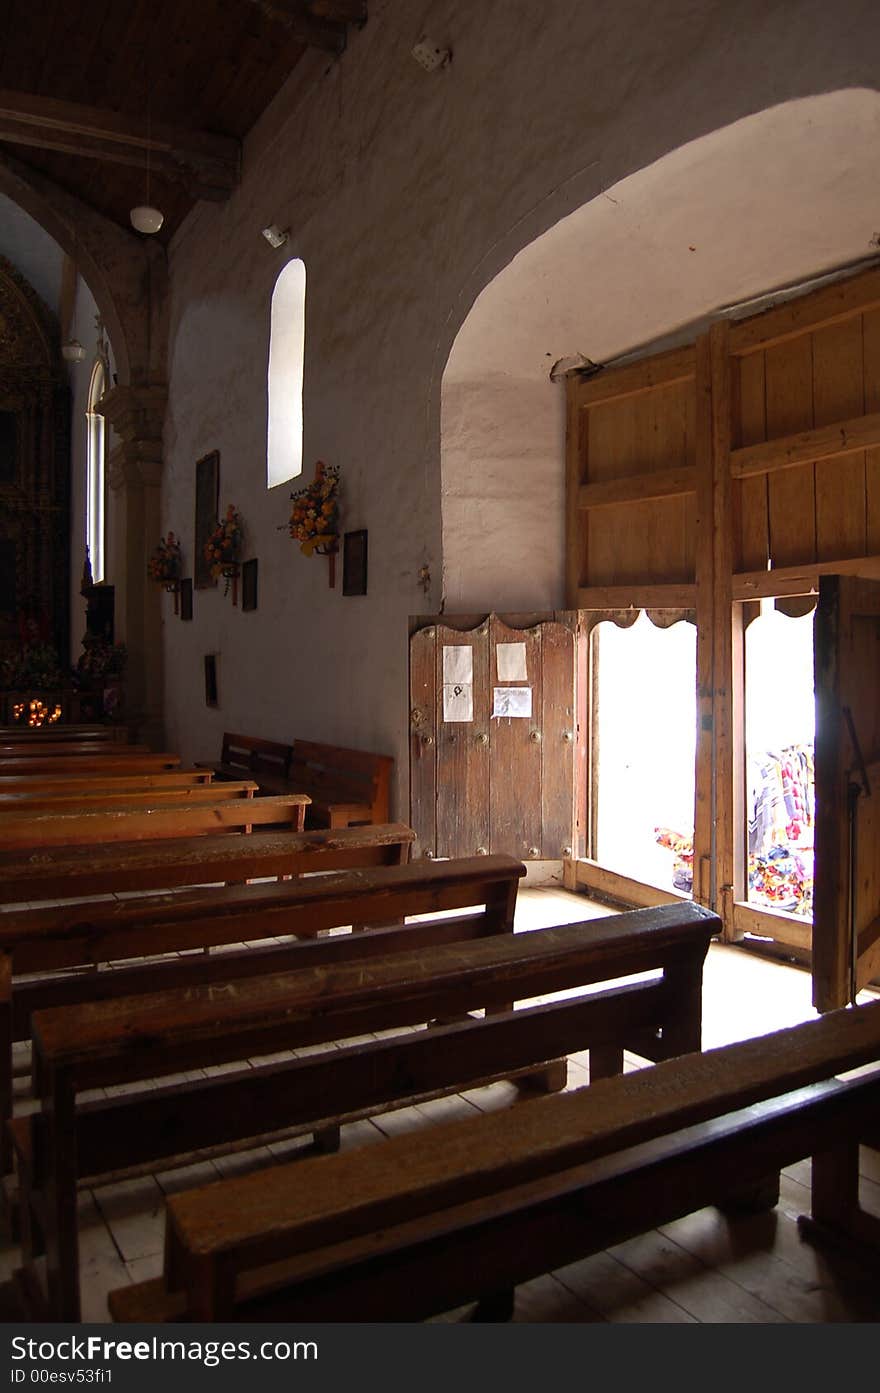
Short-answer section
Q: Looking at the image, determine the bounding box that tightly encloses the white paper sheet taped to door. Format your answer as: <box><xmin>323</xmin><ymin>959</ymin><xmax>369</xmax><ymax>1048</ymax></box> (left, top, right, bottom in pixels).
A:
<box><xmin>443</xmin><ymin>645</ymin><xmax>473</xmax><ymax>685</ymax></box>
<box><xmin>443</xmin><ymin>682</ymin><xmax>473</xmax><ymax>722</ymax></box>
<box><xmin>493</xmin><ymin>686</ymin><xmax>532</xmax><ymax>718</ymax></box>
<box><xmin>496</xmin><ymin>642</ymin><xmax>528</xmax><ymax>682</ymax></box>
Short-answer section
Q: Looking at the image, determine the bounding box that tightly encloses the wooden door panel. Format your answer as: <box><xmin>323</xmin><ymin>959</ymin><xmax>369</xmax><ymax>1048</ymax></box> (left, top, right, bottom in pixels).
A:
<box><xmin>488</xmin><ymin>618</ymin><xmax>542</xmax><ymax>860</ymax></box>
<box><xmin>409</xmin><ymin>626</ymin><xmax>437</xmax><ymax>858</ymax></box>
<box><xmin>435</xmin><ymin>622</ymin><xmax>490</xmax><ymax>859</ymax></box>
<box><xmin>409</xmin><ymin>614</ymin><xmax>578</xmax><ymax>864</ymax></box>
<box><xmin>541</xmin><ymin>621</ymin><xmax>577</xmax><ymax>859</ymax></box>
<box><xmin>814</xmin><ymin>574</ymin><xmax>880</xmax><ymax>1009</ymax></box>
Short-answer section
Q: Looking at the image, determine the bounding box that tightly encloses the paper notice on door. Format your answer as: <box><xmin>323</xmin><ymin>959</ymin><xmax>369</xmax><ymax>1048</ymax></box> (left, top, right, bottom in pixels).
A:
<box><xmin>443</xmin><ymin>645</ymin><xmax>473</xmax><ymax>685</ymax></box>
<box><xmin>443</xmin><ymin>682</ymin><xmax>473</xmax><ymax>722</ymax></box>
<box><xmin>495</xmin><ymin>642</ymin><xmax>528</xmax><ymax>682</ymax></box>
<box><xmin>442</xmin><ymin>646</ymin><xmax>474</xmax><ymax>722</ymax></box>
<box><xmin>493</xmin><ymin>686</ymin><xmax>532</xmax><ymax>718</ymax></box>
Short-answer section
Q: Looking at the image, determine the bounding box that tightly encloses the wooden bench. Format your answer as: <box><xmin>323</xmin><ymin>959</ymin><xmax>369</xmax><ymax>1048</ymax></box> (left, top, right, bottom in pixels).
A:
<box><xmin>288</xmin><ymin>740</ymin><xmax>392</xmax><ymax>828</ymax></box>
<box><xmin>0</xmin><ymin>741</ymin><xmax>149</xmax><ymax>760</ymax></box>
<box><xmin>0</xmin><ymin>820</ymin><xmax>414</xmax><ymax>904</ymax></box>
<box><xmin>200</xmin><ymin>733</ymin><xmax>293</xmax><ymax>792</ymax></box>
<box><xmin>0</xmin><ymin>792</ymin><xmax>309</xmax><ymax>851</ymax></box>
<box><xmin>201</xmin><ymin>732</ymin><xmax>393</xmax><ymax>827</ymax></box>
<box><xmin>0</xmin><ymin>779</ymin><xmax>257</xmax><ymax>813</ymax></box>
<box><xmin>0</xmin><ymin>725</ymin><xmax>128</xmax><ymax>743</ymax></box>
<box><xmin>107</xmin><ymin>998</ymin><xmax>880</xmax><ymax>1323</ymax></box>
<box><xmin>0</xmin><ymin>819</ymin><xmax>414</xmax><ymax>1170</ymax></box>
<box><xmin>0</xmin><ymin>753</ymin><xmax>182</xmax><ymax>778</ymax></box>
<box><xmin>0</xmin><ymin>769</ymin><xmax>214</xmax><ymax>795</ymax></box>
<box><xmin>15</xmin><ymin>899</ymin><xmax>715</xmax><ymax>1320</ymax></box>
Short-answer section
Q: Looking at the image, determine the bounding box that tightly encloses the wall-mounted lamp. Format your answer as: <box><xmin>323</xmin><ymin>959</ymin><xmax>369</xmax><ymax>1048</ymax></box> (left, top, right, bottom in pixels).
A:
<box><xmin>411</xmin><ymin>35</ymin><xmax>451</xmax><ymax>71</ymax></box>
<box><xmin>61</xmin><ymin>339</ymin><xmax>87</xmax><ymax>363</ymax></box>
<box><xmin>261</xmin><ymin>224</ymin><xmax>290</xmax><ymax>249</ymax></box>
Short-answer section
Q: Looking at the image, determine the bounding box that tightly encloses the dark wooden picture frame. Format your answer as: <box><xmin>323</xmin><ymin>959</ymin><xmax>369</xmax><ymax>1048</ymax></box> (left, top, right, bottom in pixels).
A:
<box><xmin>342</xmin><ymin>529</ymin><xmax>368</xmax><ymax>596</ymax></box>
<box><xmin>194</xmin><ymin>450</ymin><xmax>220</xmax><ymax>589</ymax></box>
<box><xmin>241</xmin><ymin>558</ymin><xmax>258</xmax><ymax>612</ymax></box>
<box><xmin>204</xmin><ymin>653</ymin><xmax>218</xmax><ymax>707</ymax></box>
<box><xmin>179</xmin><ymin>578</ymin><xmax>193</xmax><ymax>621</ymax></box>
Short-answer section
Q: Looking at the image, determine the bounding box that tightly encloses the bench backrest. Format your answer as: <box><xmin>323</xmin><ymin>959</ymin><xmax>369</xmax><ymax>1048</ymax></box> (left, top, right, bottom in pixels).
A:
<box><xmin>289</xmin><ymin>740</ymin><xmax>392</xmax><ymax>821</ymax></box>
<box><xmin>219</xmin><ymin>733</ymin><xmax>292</xmax><ymax>783</ymax></box>
<box><xmin>155</xmin><ymin>998</ymin><xmax>880</xmax><ymax>1320</ymax></box>
<box><xmin>0</xmin><ymin>753</ymin><xmax>181</xmax><ymax>777</ymax></box>
<box><xmin>0</xmin><ymin>780</ymin><xmax>257</xmax><ymax>813</ymax></box>
<box><xmin>0</xmin><ymin>792</ymin><xmax>309</xmax><ymax>850</ymax></box>
<box><xmin>0</xmin><ymin>741</ymin><xmax>148</xmax><ymax>759</ymax></box>
<box><xmin>1</xmin><ymin>851</ymin><xmax>520</xmax><ymax>975</ymax></box>
<box><xmin>0</xmin><ymin>769</ymin><xmax>214</xmax><ymax>793</ymax></box>
<box><xmin>0</xmin><ymin>821</ymin><xmax>415</xmax><ymax>904</ymax></box>
<box><xmin>0</xmin><ymin>725</ymin><xmax>126</xmax><ymax>743</ymax></box>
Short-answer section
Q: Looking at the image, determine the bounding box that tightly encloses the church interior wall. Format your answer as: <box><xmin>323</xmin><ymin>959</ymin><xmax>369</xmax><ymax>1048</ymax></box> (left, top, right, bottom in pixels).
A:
<box><xmin>152</xmin><ymin>0</ymin><xmax>880</xmax><ymax>814</ymax></box>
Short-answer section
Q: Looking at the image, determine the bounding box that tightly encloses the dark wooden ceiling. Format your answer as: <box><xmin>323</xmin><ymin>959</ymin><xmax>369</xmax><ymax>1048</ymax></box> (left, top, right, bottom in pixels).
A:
<box><xmin>0</xmin><ymin>1</ymin><xmax>366</xmax><ymax>242</ymax></box>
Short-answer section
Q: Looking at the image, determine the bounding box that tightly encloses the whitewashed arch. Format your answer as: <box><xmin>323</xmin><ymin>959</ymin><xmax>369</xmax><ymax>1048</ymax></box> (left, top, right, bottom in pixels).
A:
<box><xmin>440</xmin><ymin>88</ymin><xmax>880</xmax><ymax>613</ymax></box>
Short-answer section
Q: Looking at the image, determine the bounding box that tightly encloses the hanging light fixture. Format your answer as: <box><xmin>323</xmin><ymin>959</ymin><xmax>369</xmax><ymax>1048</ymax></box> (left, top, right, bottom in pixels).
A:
<box><xmin>130</xmin><ymin>78</ymin><xmax>163</xmax><ymax>235</ymax></box>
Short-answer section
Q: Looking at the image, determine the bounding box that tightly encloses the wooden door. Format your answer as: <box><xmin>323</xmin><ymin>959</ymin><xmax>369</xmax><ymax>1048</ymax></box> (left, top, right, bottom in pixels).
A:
<box><xmin>813</xmin><ymin>575</ymin><xmax>880</xmax><ymax>1010</ymax></box>
<box><xmin>409</xmin><ymin>614</ymin><xmax>578</xmax><ymax>862</ymax></box>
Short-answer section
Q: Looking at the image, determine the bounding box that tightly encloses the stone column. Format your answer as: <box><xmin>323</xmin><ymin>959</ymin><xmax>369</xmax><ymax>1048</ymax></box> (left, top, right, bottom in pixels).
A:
<box><xmin>97</xmin><ymin>383</ymin><xmax>167</xmax><ymax>748</ymax></box>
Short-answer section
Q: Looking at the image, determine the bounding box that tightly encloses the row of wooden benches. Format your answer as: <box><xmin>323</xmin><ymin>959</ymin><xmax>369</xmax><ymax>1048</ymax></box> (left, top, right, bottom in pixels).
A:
<box><xmin>1</xmin><ymin>733</ymin><xmax>879</xmax><ymax>1325</ymax></box>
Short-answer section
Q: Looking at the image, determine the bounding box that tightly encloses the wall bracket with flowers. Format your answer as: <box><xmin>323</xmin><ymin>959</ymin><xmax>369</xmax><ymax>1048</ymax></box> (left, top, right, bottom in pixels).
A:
<box><xmin>147</xmin><ymin>532</ymin><xmax>183</xmax><ymax>613</ymax></box>
<box><xmin>283</xmin><ymin>461</ymin><xmax>340</xmax><ymax>587</ymax></box>
<box><xmin>205</xmin><ymin>504</ymin><xmax>243</xmax><ymax>604</ymax></box>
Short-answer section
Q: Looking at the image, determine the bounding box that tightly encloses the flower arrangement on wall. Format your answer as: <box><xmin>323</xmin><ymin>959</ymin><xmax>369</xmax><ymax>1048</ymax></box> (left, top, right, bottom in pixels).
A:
<box><xmin>205</xmin><ymin>504</ymin><xmax>243</xmax><ymax>602</ymax></box>
<box><xmin>285</xmin><ymin>461</ymin><xmax>341</xmax><ymax>586</ymax></box>
<box><xmin>147</xmin><ymin>531</ymin><xmax>183</xmax><ymax>609</ymax></box>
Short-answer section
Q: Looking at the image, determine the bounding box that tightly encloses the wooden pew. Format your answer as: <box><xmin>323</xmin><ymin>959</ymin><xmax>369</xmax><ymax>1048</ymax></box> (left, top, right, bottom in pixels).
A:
<box><xmin>0</xmin><ymin>821</ymin><xmax>415</xmax><ymax>904</ymax></box>
<box><xmin>0</xmin><ymin>780</ymin><xmax>257</xmax><ymax>813</ymax></box>
<box><xmin>0</xmin><ymin>753</ymin><xmax>182</xmax><ymax>778</ymax></box>
<box><xmin>199</xmin><ymin>732</ymin><xmax>393</xmax><ymax>827</ymax></box>
<box><xmin>0</xmin><ymin>819</ymin><xmax>420</xmax><ymax>1181</ymax></box>
<box><xmin>16</xmin><ymin>900</ymin><xmax>715</xmax><ymax>1320</ymax></box>
<box><xmin>0</xmin><ymin>792</ymin><xmax>310</xmax><ymax>851</ymax></box>
<box><xmin>288</xmin><ymin>740</ymin><xmax>393</xmax><ymax>828</ymax></box>
<box><xmin>107</xmin><ymin>999</ymin><xmax>880</xmax><ymax>1324</ymax></box>
<box><xmin>0</xmin><ymin>741</ymin><xmax>149</xmax><ymax>759</ymax></box>
<box><xmin>0</xmin><ymin>769</ymin><xmax>214</xmax><ymax>795</ymax></box>
<box><xmin>0</xmin><ymin>726</ymin><xmax>128</xmax><ymax>744</ymax></box>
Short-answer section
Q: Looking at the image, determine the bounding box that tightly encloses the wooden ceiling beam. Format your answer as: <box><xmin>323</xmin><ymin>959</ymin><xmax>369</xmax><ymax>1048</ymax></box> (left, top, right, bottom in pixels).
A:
<box><xmin>242</xmin><ymin>1</ymin><xmax>352</xmax><ymax>52</ymax></box>
<box><xmin>0</xmin><ymin>90</ymin><xmax>240</xmax><ymax>200</ymax></box>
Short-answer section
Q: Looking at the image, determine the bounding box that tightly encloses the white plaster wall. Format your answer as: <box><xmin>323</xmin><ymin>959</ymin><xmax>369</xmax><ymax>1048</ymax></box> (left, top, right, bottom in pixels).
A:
<box><xmin>161</xmin><ymin>0</ymin><xmax>880</xmax><ymax>814</ymax></box>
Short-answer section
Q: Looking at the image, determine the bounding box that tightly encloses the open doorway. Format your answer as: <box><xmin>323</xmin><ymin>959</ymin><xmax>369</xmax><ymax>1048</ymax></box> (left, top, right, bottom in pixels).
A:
<box><xmin>743</xmin><ymin>601</ymin><xmax>815</xmax><ymax>925</ymax></box>
<box><xmin>591</xmin><ymin>611</ymin><xmax>696</xmax><ymax>896</ymax></box>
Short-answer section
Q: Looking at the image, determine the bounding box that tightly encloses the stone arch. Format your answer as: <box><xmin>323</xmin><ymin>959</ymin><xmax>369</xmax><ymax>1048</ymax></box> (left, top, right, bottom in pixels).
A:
<box><xmin>439</xmin><ymin>88</ymin><xmax>880</xmax><ymax>612</ymax></box>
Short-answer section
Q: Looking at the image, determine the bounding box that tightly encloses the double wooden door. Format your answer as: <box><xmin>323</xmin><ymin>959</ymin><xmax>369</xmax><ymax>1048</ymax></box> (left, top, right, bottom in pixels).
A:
<box><xmin>409</xmin><ymin>614</ymin><xmax>579</xmax><ymax>862</ymax></box>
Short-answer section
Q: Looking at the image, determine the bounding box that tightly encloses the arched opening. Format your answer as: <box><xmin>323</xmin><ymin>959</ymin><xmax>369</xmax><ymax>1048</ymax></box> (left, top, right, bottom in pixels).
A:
<box><xmin>440</xmin><ymin>88</ymin><xmax>880</xmax><ymax>612</ymax></box>
<box><xmin>267</xmin><ymin>258</ymin><xmax>306</xmax><ymax>489</ymax></box>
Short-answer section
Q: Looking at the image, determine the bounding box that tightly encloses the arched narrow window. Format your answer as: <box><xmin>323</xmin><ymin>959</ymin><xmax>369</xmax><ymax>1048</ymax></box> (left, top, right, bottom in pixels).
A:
<box><xmin>86</xmin><ymin>357</ymin><xmax>106</xmax><ymax>583</ymax></box>
<box><xmin>267</xmin><ymin>258</ymin><xmax>306</xmax><ymax>488</ymax></box>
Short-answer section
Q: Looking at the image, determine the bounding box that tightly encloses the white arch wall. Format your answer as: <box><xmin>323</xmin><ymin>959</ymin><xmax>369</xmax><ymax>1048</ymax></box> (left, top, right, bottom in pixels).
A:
<box><xmin>442</xmin><ymin>88</ymin><xmax>880</xmax><ymax>611</ymax></box>
<box><xmin>161</xmin><ymin>0</ymin><xmax>880</xmax><ymax>815</ymax></box>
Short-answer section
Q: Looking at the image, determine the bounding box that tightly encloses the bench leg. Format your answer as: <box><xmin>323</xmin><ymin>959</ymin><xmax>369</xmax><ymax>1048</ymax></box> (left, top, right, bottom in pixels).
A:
<box><xmin>313</xmin><ymin>1125</ymin><xmax>341</xmax><ymax>1154</ymax></box>
<box><xmin>589</xmin><ymin>1045</ymin><xmax>624</xmax><ymax>1081</ymax></box>
<box><xmin>518</xmin><ymin>1059</ymin><xmax>568</xmax><ymax>1094</ymax></box>
<box><xmin>719</xmin><ymin>1172</ymin><xmax>780</xmax><ymax>1215</ymax></box>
